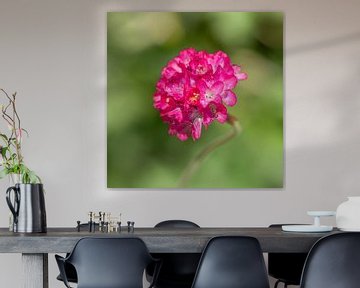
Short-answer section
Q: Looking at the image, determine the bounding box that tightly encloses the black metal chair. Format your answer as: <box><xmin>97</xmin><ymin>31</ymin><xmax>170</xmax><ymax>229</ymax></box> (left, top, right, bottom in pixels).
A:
<box><xmin>56</xmin><ymin>262</ymin><xmax>77</xmax><ymax>284</ymax></box>
<box><xmin>191</xmin><ymin>236</ymin><xmax>270</xmax><ymax>288</ymax></box>
<box><xmin>55</xmin><ymin>237</ymin><xmax>160</xmax><ymax>288</ymax></box>
<box><xmin>147</xmin><ymin>220</ymin><xmax>201</xmax><ymax>288</ymax></box>
<box><xmin>268</xmin><ymin>224</ymin><xmax>308</xmax><ymax>288</ymax></box>
<box><xmin>300</xmin><ymin>232</ymin><xmax>360</xmax><ymax>288</ymax></box>
<box><xmin>56</xmin><ymin>223</ymin><xmax>99</xmax><ymax>284</ymax></box>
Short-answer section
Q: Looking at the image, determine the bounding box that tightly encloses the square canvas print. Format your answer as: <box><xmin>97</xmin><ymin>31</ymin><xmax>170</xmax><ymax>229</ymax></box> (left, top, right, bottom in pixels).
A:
<box><xmin>107</xmin><ymin>12</ymin><xmax>283</xmax><ymax>188</ymax></box>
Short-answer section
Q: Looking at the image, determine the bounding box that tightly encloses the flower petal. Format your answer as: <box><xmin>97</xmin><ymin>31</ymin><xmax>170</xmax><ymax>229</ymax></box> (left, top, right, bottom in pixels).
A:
<box><xmin>161</xmin><ymin>107</ymin><xmax>183</xmax><ymax>122</ymax></box>
<box><xmin>211</xmin><ymin>81</ymin><xmax>224</xmax><ymax>96</ymax></box>
<box><xmin>177</xmin><ymin>133</ymin><xmax>189</xmax><ymax>141</ymax></box>
<box><xmin>223</xmin><ymin>75</ymin><xmax>237</xmax><ymax>90</ymax></box>
<box><xmin>216</xmin><ymin>110</ymin><xmax>227</xmax><ymax>123</ymax></box>
<box><xmin>222</xmin><ymin>90</ymin><xmax>237</xmax><ymax>106</ymax></box>
<box><xmin>192</xmin><ymin>118</ymin><xmax>203</xmax><ymax>140</ymax></box>
<box><xmin>233</xmin><ymin>65</ymin><xmax>248</xmax><ymax>80</ymax></box>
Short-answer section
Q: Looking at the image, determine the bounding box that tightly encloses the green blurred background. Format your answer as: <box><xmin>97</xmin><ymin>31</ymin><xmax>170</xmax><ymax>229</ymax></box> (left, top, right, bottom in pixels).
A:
<box><xmin>107</xmin><ymin>12</ymin><xmax>283</xmax><ymax>188</ymax></box>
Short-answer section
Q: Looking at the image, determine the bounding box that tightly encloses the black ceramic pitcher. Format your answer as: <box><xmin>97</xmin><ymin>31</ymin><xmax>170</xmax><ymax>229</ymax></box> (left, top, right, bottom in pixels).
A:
<box><xmin>6</xmin><ymin>183</ymin><xmax>47</xmax><ymax>233</ymax></box>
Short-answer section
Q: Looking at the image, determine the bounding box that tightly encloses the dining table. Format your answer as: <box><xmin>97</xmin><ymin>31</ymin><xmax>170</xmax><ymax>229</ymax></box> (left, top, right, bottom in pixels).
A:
<box><xmin>0</xmin><ymin>226</ymin><xmax>340</xmax><ymax>288</ymax></box>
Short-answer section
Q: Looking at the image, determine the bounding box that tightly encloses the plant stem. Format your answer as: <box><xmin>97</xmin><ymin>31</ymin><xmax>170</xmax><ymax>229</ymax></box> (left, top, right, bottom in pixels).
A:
<box><xmin>177</xmin><ymin>114</ymin><xmax>242</xmax><ymax>188</ymax></box>
<box><xmin>1</xmin><ymin>90</ymin><xmax>23</xmax><ymax>164</ymax></box>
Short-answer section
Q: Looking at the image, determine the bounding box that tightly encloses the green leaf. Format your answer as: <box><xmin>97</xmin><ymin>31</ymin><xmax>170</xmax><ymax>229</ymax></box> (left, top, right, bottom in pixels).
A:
<box><xmin>10</xmin><ymin>153</ymin><xmax>17</xmax><ymax>160</ymax></box>
<box><xmin>28</xmin><ymin>171</ymin><xmax>40</xmax><ymax>184</ymax></box>
<box><xmin>1</xmin><ymin>147</ymin><xmax>8</xmax><ymax>157</ymax></box>
<box><xmin>18</xmin><ymin>164</ymin><xmax>41</xmax><ymax>184</ymax></box>
<box><xmin>0</xmin><ymin>133</ymin><xmax>8</xmax><ymax>142</ymax></box>
<box><xmin>21</xmin><ymin>128</ymin><xmax>29</xmax><ymax>137</ymax></box>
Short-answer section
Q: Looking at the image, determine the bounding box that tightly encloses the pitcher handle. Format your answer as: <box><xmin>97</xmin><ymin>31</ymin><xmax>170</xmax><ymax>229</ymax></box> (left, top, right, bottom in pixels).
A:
<box><xmin>6</xmin><ymin>186</ymin><xmax>20</xmax><ymax>224</ymax></box>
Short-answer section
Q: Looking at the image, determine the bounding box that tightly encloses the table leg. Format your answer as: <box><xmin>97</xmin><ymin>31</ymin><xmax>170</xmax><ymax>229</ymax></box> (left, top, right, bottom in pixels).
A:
<box><xmin>22</xmin><ymin>253</ymin><xmax>48</xmax><ymax>288</ymax></box>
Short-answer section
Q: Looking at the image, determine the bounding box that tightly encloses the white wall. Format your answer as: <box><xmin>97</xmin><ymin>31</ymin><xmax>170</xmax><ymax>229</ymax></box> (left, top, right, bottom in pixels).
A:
<box><xmin>1</xmin><ymin>0</ymin><xmax>360</xmax><ymax>287</ymax></box>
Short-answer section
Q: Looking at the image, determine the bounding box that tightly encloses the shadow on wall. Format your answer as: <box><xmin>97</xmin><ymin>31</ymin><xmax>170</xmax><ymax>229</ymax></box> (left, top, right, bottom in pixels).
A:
<box><xmin>285</xmin><ymin>32</ymin><xmax>360</xmax><ymax>213</ymax></box>
<box><xmin>287</xmin><ymin>31</ymin><xmax>360</xmax><ymax>55</ymax></box>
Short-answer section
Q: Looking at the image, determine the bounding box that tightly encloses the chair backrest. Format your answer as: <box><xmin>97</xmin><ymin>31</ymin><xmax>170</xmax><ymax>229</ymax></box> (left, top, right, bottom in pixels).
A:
<box><xmin>300</xmin><ymin>232</ymin><xmax>360</xmax><ymax>288</ymax></box>
<box><xmin>66</xmin><ymin>237</ymin><xmax>154</xmax><ymax>288</ymax></box>
<box><xmin>150</xmin><ymin>220</ymin><xmax>201</xmax><ymax>287</ymax></box>
<box><xmin>155</xmin><ymin>220</ymin><xmax>200</xmax><ymax>228</ymax></box>
<box><xmin>268</xmin><ymin>224</ymin><xmax>308</xmax><ymax>285</ymax></box>
<box><xmin>191</xmin><ymin>236</ymin><xmax>270</xmax><ymax>288</ymax></box>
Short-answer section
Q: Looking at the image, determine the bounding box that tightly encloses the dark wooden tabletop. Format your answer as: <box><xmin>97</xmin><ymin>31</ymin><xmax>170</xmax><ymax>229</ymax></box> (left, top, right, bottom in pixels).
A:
<box><xmin>0</xmin><ymin>227</ymin><xmax>340</xmax><ymax>254</ymax></box>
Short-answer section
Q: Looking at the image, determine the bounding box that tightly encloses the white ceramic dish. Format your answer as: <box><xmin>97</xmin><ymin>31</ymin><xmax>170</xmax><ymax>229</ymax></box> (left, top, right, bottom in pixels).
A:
<box><xmin>282</xmin><ymin>225</ymin><xmax>333</xmax><ymax>233</ymax></box>
<box><xmin>338</xmin><ymin>227</ymin><xmax>360</xmax><ymax>232</ymax></box>
<box><xmin>307</xmin><ymin>211</ymin><xmax>336</xmax><ymax>217</ymax></box>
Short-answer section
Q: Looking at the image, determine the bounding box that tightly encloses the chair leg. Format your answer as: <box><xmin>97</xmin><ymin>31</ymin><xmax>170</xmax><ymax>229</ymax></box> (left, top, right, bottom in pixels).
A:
<box><xmin>274</xmin><ymin>280</ymin><xmax>289</xmax><ymax>288</ymax></box>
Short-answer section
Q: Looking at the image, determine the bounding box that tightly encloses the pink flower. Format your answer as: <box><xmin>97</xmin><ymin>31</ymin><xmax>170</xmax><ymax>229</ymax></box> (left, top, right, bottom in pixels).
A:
<box><xmin>154</xmin><ymin>48</ymin><xmax>247</xmax><ymax>141</ymax></box>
